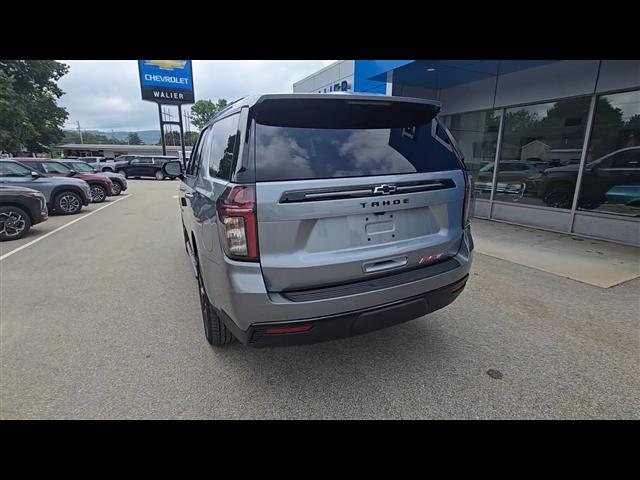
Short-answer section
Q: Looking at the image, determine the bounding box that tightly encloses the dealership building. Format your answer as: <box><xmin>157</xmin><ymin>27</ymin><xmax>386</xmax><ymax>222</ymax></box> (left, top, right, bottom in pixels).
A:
<box><xmin>52</xmin><ymin>143</ymin><xmax>191</xmax><ymax>159</ymax></box>
<box><xmin>294</xmin><ymin>60</ymin><xmax>640</xmax><ymax>246</ymax></box>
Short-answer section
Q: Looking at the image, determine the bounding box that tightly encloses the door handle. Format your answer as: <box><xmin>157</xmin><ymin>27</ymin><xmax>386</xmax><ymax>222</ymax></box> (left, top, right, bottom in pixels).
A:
<box><xmin>184</xmin><ymin>192</ymin><xmax>194</xmax><ymax>199</ymax></box>
<box><xmin>363</xmin><ymin>256</ymin><xmax>408</xmax><ymax>273</ymax></box>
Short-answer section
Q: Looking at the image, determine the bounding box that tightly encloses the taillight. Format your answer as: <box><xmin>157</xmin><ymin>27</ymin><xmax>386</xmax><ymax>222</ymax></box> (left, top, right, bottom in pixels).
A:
<box><xmin>462</xmin><ymin>170</ymin><xmax>473</xmax><ymax>227</ymax></box>
<box><xmin>216</xmin><ymin>185</ymin><xmax>259</xmax><ymax>261</ymax></box>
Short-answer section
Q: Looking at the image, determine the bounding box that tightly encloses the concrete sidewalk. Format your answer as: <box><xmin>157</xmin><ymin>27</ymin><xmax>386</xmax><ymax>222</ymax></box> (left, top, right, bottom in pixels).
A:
<box><xmin>471</xmin><ymin>218</ymin><xmax>640</xmax><ymax>288</ymax></box>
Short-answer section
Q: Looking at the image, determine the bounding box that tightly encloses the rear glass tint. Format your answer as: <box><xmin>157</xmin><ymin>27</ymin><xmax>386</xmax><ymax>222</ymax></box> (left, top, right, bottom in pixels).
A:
<box><xmin>255</xmin><ymin>121</ymin><xmax>462</xmax><ymax>182</ymax></box>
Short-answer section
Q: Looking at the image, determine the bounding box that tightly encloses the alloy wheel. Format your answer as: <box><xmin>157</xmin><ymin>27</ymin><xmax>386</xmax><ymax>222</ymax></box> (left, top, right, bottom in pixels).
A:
<box><xmin>0</xmin><ymin>210</ymin><xmax>27</xmax><ymax>238</ymax></box>
<box><xmin>59</xmin><ymin>194</ymin><xmax>81</xmax><ymax>213</ymax></box>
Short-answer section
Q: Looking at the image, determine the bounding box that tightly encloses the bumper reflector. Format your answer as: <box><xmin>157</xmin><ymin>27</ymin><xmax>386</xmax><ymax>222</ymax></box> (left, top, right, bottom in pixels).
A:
<box><xmin>264</xmin><ymin>325</ymin><xmax>314</xmax><ymax>335</ymax></box>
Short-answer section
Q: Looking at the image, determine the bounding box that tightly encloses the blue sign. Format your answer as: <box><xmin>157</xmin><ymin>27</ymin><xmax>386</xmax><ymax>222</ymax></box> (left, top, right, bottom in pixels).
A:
<box><xmin>138</xmin><ymin>60</ymin><xmax>194</xmax><ymax>104</ymax></box>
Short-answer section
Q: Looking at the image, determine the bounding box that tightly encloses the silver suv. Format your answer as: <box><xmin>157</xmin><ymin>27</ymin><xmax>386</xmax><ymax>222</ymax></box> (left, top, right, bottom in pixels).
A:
<box><xmin>164</xmin><ymin>93</ymin><xmax>474</xmax><ymax>347</ymax></box>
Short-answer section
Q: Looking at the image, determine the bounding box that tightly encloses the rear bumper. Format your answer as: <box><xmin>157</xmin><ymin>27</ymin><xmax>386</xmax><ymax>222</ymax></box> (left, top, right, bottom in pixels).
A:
<box><xmin>204</xmin><ymin>226</ymin><xmax>474</xmax><ymax>346</ymax></box>
<box><xmin>221</xmin><ymin>275</ymin><xmax>468</xmax><ymax>347</ymax></box>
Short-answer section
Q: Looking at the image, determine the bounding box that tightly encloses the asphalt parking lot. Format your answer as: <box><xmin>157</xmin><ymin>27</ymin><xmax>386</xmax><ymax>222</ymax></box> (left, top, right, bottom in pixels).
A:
<box><xmin>1</xmin><ymin>180</ymin><xmax>638</xmax><ymax>419</ymax></box>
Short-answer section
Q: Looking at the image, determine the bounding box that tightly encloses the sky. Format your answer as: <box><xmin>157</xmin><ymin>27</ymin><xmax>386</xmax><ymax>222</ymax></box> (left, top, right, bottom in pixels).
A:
<box><xmin>57</xmin><ymin>60</ymin><xmax>336</xmax><ymax>132</ymax></box>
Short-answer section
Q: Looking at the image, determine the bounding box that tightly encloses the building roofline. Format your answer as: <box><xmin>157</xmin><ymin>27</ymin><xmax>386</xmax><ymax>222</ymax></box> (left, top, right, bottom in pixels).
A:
<box><xmin>53</xmin><ymin>143</ymin><xmax>192</xmax><ymax>150</ymax></box>
<box><xmin>292</xmin><ymin>60</ymin><xmax>350</xmax><ymax>86</ymax></box>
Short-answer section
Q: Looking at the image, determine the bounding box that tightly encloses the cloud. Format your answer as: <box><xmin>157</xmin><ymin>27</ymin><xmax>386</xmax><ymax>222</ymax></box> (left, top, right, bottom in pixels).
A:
<box><xmin>57</xmin><ymin>60</ymin><xmax>337</xmax><ymax>132</ymax></box>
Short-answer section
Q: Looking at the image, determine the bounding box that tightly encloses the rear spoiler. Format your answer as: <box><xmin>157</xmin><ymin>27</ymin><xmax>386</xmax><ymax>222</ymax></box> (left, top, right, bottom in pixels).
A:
<box><xmin>250</xmin><ymin>94</ymin><xmax>441</xmax><ymax>129</ymax></box>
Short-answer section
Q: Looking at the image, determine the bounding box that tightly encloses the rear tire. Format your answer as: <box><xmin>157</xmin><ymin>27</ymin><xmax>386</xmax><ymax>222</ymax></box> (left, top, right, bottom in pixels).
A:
<box><xmin>0</xmin><ymin>206</ymin><xmax>31</xmax><ymax>241</ymax></box>
<box><xmin>195</xmin><ymin>253</ymin><xmax>235</xmax><ymax>346</ymax></box>
<box><xmin>54</xmin><ymin>191</ymin><xmax>83</xmax><ymax>215</ymax></box>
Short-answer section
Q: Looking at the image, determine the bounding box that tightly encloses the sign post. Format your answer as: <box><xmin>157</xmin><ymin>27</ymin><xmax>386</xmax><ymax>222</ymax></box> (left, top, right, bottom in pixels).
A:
<box><xmin>138</xmin><ymin>60</ymin><xmax>194</xmax><ymax>165</ymax></box>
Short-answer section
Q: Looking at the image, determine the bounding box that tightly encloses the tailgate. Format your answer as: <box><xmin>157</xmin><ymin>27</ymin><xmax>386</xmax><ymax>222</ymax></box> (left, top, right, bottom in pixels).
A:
<box><xmin>257</xmin><ymin>171</ymin><xmax>465</xmax><ymax>292</ymax></box>
<box><xmin>251</xmin><ymin>95</ymin><xmax>465</xmax><ymax>292</ymax></box>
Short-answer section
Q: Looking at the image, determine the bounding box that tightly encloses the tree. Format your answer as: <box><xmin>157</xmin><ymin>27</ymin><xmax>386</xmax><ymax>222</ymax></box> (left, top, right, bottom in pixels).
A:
<box><xmin>160</xmin><ymin>130</ymin><xmax>200</xmax><ymax>146</ymax></box>
<box><xmin>190</xmin><ymin>98</ymin><xmax>228</xmax><ymax>130</ymax></box>
<box><xmin>185</xmin><ymin>131</ymin><xmax>199</xmax><ymax>146</ymax></box>
<box><xmin>162</xmin><ymin>131</ymin><xmax>181</xmax><ymax>146</ymax></box>
<box><xmin>0</xmin><ymin>60</ymin><xmax>69</xmax><ymax>155</ymax></box>
<box><xmin>127</xmin><ymin>132</ymin><xmax>143</xmax><ymax>145</ymax></box>
<box><xmin>63</xmin><ymin>130</ymin><xmax>125</xmax><ymax>145</ymax></box>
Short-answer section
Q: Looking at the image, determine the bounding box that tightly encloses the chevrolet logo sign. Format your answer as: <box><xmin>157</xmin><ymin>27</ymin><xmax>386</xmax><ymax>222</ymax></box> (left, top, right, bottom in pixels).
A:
<box><xmin>145</xmin><ymin>60</ymin><xmax>186</xmax><ymax>70</ymax></box>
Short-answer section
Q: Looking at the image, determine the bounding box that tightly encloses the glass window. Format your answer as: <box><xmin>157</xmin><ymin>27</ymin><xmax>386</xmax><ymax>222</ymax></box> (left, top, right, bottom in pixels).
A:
<box><xmin>255</xmin><ymin>121</ymin><xmax>462</xmax><ymax>182</ymax></box>
<box><xmin>496</xmin><ymin>97</ymin><xmax>591</xmax><ymax>208</ymax></box>
<box><xmin>0</xmin><ymin>161</ymin><xmax>31</xmax><ymax>176</ymax></box>
<box><xmin>577</xmin><ymin>90</ymin><xmax>640</xmax><ymax>216</ymax></box>
<box><xmin>187</xmin><ymin>129</ymin><xmax>207</xmax><ymax>176</ymax></box>
<box><xmin>66</xmin><ymin>162</ymin><xmax>93</xmax><ymax>173</ymax></box>
<box><xmin>39</xmin><ymin>161</ymin><xmax>72</xmax><ymax>174</ymax></box>
<box><xmin>208</xmin><ymin>114</ymin><xmax>239</xmax><ymax>180</ymax></box>
<box><xmin>443</xmin><ymin>110</ymin><xmax>502</xmax><ymax>199</ymax></box>
<box><xmin>194</xmin><ymin>127</ymin><xmax>213</xmax><ymax>177</ymax></box>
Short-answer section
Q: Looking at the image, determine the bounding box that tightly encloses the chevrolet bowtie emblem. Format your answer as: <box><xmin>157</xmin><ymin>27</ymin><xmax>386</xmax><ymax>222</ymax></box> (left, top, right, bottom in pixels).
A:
<box><xmin>373</xmin><ymin>184</ymin><xmax>397</xmax><ymax>195</ymax></box>
<box><xmin>145</xmin><ymin>60</ymin><xmax>186</xmax><ymax>70</ymax></box>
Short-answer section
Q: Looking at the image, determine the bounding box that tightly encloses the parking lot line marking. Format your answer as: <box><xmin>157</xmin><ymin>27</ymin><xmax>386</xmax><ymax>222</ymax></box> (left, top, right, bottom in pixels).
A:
<box><xmin>0</xmin><ymin>194</ymin><xmax>132</xmax><ymax>262</ymax></box>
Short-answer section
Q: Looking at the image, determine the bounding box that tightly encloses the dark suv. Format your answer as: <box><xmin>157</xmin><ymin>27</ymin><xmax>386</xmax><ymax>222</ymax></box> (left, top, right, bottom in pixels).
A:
<box><xmin>116</xmin><ymin>156</ymin><xmax>180</xmax><ymax>180</ymax></box>
<box><xmin>0</xmin><ymin>185</ymin><xmax>48</xmax><ymax>240</ymax></box>
<box><xmin>165</xmin><ymin>93</ymin><xmax>474</xmax><ymax>348</ymax></box>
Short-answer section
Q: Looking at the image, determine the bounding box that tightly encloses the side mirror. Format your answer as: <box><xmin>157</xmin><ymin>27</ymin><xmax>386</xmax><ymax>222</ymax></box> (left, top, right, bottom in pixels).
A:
<box><xmin>31</xmin><ymin>171</ymin><xmax>42</xmax><ymax>179</ymax></box>
<box><xmin>163</xmin><ymin>160</ymin><xmax>184</xmax><ymax>179</ymax></box>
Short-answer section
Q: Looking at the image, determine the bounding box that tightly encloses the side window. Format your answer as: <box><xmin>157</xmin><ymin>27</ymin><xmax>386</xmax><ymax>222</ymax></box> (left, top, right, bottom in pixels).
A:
<box><xmin>190</xmin><ymin>127</ymin><xmax>211</xmax><ymax>177</ymax></box>
<box><xmin>207</xmin><ymin>114</ymin><xmax>240</xmax><ymax>180</ymax></box>
<box><xmin>187</xmin><ymin>130</ymin><xmax>208</xmax><ymax>175</ymax></box>
<box><xmin>611</xmin><ymin>150</ymin><xmax>640</xmax><ymax>168</ymax></box>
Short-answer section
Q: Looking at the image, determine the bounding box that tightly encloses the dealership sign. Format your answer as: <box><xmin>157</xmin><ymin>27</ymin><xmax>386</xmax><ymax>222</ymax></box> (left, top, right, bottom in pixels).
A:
<box><xmin>138</xmin><ymin>60</ymin><xmax>194</xmax><ymax>105</ymax></box>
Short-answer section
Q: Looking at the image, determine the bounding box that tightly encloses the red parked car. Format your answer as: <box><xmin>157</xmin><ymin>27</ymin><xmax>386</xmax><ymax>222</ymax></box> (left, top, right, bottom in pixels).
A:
<box><xmin>15</xmin><ymin>159</ymin><xmax>115</xmax><ymax>203</ymax></box>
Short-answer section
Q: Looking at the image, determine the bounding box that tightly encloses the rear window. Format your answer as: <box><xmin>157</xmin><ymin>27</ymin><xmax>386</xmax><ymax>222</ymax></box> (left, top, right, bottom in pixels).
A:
<box><xmin>252</xmin><ymin>99</ymin><xmax>461</xmax><ymax>182</ymax></box>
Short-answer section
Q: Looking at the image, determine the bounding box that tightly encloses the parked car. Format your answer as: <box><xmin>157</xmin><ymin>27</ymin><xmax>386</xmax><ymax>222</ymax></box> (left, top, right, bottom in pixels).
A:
<box><xmin>538</xmin><ymin>146</ymin><xmax>640</xmax><ymax>209</ymax></box>
<box><xmin>0</xmin><ymin>185</ymin><xmax>48</xmax><ymax>241</ymax></box>
<box><xmin>605</xmin><ymin>184</ymin><xmax>640</xmax><ymax>208</ymax></box>
<box><xmin>80</xmin><ymin>156</ymin><xmax>120</xmax><ymax>172</ymax></box>
<box><xmin>16</xmin><ymin>158</ymin><xmax>115</xmax><ymax>203</ymax></box>
<box><xmin>167</xmin><ymin>93</ymin><xmax>474</xmax><ymax>347</ymax></box>
<box><xmin>117</xmin><ymin>156</ymin><xmax>180</xmax><ymax>180</ymax></box>
<box><xmin>474</xmin><ymin>161</ymin><xmax>545</xmax><ymax>196</ymax></box>
<box><xmin>0</xmin><ymin>160</ymin><xmax>91</xmax><ymax>214</ymax></box>
<box><xmin>60</xmin><ymin>160</ymin><xmax>127</xmax><ymax>196</ymax></box>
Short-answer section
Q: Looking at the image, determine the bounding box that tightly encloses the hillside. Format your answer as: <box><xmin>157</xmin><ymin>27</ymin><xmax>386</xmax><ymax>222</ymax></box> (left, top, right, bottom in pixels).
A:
<box><xmin>63</xmin><ymin>130</ymin><xmax>161</xmax><ymax>145</ymax></box>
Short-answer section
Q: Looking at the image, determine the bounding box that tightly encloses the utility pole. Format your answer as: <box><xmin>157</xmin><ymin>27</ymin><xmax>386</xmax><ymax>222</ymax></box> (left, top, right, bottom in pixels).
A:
<box><xmin>77</xmin><ymin>121</ymin><xmax>84</xmax><ymax>144</ymax></box>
